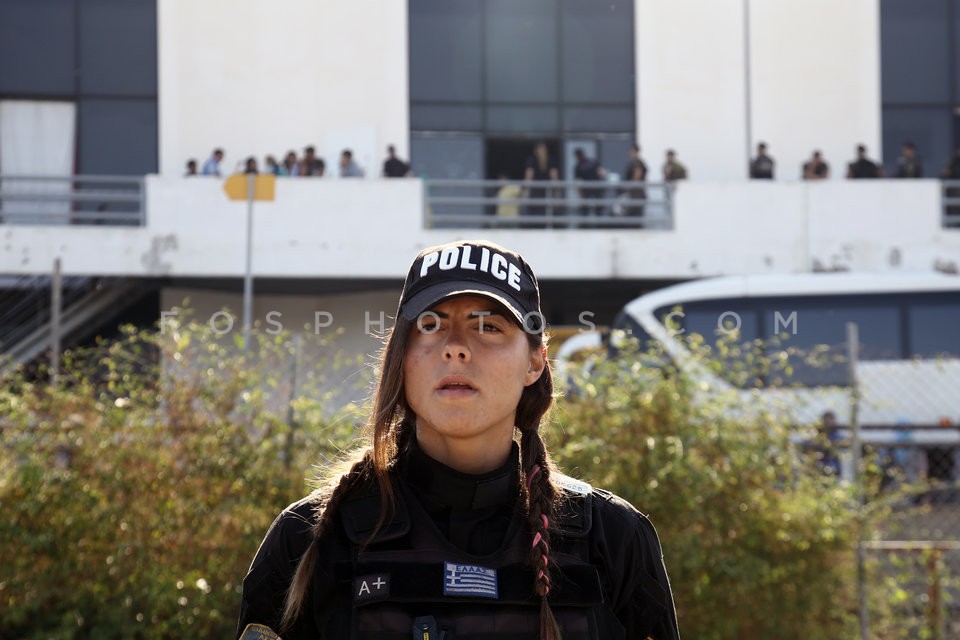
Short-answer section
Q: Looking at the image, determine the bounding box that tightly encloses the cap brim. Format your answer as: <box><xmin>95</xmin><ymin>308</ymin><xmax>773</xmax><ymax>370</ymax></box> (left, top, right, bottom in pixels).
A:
<box><xmin>400</xmin><ymin>282</ymin><xmax>527</xmax><ymax>326</ymax></box>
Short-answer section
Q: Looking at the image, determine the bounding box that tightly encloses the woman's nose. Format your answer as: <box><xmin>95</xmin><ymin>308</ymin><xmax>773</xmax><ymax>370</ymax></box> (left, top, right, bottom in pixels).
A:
<box><xmin>442</xmin><ymin>329</ymin><xmax>470</xmax><ymax>361</ymax></box>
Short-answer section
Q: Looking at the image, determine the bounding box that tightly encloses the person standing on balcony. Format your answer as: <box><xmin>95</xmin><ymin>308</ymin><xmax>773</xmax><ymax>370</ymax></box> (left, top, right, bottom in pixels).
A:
<box><xmin>280</xmin><ymin>151</ymin><xmax>300</xmax><ymax>176</ymax></box>
<box><xmin>523</xmin><ymin>142</ymin><xmax>560</xmax><ymax>227</ymax></box>
<box><xmin>662</xmin><ymin>149</ymin><xmax>687</xmax><ymax>182</ymax></box>
<box><xmin>237</xmin><ymin>239</ymin><xmax>681</xmax><ymax>640</ymax></box>
<box><xmin>264</xmin><ymin>155</ymin><xmax>281</xmax><ymax>176</ymax></box>
<box><xmin>201</xmin><ymin>148</ymin><xmax>224</xmax><ymax>177</ymax></box>
<box><xmin>339</xmin><ymin>149</ymin><xmax>364</xmax><ymax>178</ymax></box>
<box><xmin>382</xmin><ymin>144</ymin><xmax>413</xmax><ymax>178</ymax></box>
<box><xmin>573</xmin><ymin>148</ymin><xmax>608</xmax><ymax>218</ymax></box>
<box><xmin>749</xmin><ymin>142</ymin><xmax>775</xmax><ymax>179</ymax></box>
<box><xmin>894</xmin><ymin>141</ymin><xmax>923</xmax><ymax>178</ymax></box>
<box><xmin>802</xmin><ymin>150</ymin><xmax>829</xmax><ymax>180</ymax></box>
<box><xmin>941</xmin><ymin>148</ymin><xmax>960</xmax><ymax>180</ymax></box>
<box><xmin>302</xmin><ymin>146</ymin><xmax>325</xmax><ymax>177</ymax></box>
<box><xmin>620</xmin><ymin>144</ymin><xmax>648</xmax><ymax>221</ymax></box>
<box><xmin>845</xmin><ymin>144</ymin><xmax>883</xmax><ymax>179</ymax></box>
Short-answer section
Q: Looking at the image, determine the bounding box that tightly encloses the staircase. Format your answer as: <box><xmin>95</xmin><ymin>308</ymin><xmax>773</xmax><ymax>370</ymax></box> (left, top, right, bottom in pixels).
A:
<box><xmin>0</xmin><ymin>277</ymin><xmax>154</xmax><ymax>374</ymax></box>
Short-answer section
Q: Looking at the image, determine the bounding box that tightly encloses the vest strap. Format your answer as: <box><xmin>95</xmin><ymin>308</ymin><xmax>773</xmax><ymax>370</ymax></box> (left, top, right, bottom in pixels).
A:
<box><xmin>341</xmin><ymin>484</ymin><xmax>411</xmax><ymax>545</ymax></box>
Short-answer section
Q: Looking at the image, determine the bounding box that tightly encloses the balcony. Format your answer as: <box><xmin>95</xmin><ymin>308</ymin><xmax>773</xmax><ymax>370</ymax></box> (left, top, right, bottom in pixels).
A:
<box><xmin>1</xmin><ymin>176</ymin><xmax>958</xmax><ymax>280</ymax></box>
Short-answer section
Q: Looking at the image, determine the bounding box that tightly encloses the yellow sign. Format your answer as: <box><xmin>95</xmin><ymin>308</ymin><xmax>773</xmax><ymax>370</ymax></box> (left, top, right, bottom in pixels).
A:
<box><xmin>223</xmin><ymin>174</ymin><xmax>276</xmax><ymax>201</ymax></box>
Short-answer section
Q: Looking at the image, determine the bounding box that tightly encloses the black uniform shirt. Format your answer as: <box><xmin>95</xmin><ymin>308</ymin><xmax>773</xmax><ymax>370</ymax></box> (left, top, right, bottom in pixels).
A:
<box><xmin>399</xmin><ymin>439</ymin><xmax>519</xmax><ymax>555</ymax></box>
<box><xmin>237</xmin><ymin>444</ymin><xmax>681</xmax><ymax>639</ymax></box>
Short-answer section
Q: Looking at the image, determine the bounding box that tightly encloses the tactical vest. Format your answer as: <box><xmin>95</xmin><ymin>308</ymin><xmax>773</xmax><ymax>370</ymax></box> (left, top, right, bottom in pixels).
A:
<box><xmin>336</xmin><ymin>475</ymin><xmax>629</xmax><ymax>640</ymax></box>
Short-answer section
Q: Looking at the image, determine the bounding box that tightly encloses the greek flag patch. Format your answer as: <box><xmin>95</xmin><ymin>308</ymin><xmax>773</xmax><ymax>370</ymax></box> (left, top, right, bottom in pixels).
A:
<box><xmin>443</xmin><ymin>561</ymin><xmax>499</xmax><ymax>599</ymax></box>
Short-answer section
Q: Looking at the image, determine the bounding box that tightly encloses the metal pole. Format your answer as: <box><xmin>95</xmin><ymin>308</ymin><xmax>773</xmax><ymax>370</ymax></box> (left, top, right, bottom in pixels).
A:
<box><xmin>743</xmin><ymin>0</ymin><xmax>753</xmax><ymax>176</ymax></box>
<box><xmin>50</xmin><ymin>258</ymin><xmax>62</xmax><ymax>386</ymax></box>
<box><xmin>243</xmin><ymin>174</ymin><xmax>254</xmax><ymax>354</ymax></box>
<box><xmin>848</xmin><ymin>322</ymin><xmax>868</xmax><ymax>640</ymax></box>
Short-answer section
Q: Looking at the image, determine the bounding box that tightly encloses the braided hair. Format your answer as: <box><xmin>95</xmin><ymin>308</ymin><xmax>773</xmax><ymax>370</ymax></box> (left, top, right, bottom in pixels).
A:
<box><xmin>282</xmin><ymin>313</ymin><xmax>562</xmax><ymax>639</ymax></box>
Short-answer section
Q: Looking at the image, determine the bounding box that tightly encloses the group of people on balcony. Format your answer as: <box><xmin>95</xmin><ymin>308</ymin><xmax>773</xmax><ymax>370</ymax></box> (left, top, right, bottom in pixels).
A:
<box><xmin>184</xmin><ymin>145</ymin><xmax>412</xmax><ymax>180</ymax></box>
<box><xmin>750</xmin><ymin>141</ymin><xmax>960</xmax><ymax>181</ymax></box>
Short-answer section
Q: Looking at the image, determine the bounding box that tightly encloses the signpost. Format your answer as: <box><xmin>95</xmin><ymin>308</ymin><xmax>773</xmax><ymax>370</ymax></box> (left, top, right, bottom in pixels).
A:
<box><xmin>222</xmin><ymin>173</ymin><xmax>276</xmax><ymax>353</ymax></box>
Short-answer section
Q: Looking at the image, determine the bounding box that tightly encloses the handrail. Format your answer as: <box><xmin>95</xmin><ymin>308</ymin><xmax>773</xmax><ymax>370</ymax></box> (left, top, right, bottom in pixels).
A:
<box><xmin>422</xmin><ymin>178</ymin><xmax>673</xmax><ymax>230</ymax></box>
<box><xmin>0</xmin><ymin>174</ymin><xmax>147</xmax><ymax>226</ymax></box>
<box><xmin>942</xmin><ymin>179</ymin><xmax>960</xmax><ymax>229</ymax></box>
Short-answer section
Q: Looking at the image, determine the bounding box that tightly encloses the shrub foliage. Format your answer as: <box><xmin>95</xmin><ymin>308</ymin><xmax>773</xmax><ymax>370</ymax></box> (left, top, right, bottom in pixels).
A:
<box><xmin>1</xmin><ymin>324</ymin><xmax>901</xmax><ymax>638</ymax></box>
<box><xmin>1</xmin><ymin>322</ymin><xmax>364</xmax><ymax>639</ymax></box>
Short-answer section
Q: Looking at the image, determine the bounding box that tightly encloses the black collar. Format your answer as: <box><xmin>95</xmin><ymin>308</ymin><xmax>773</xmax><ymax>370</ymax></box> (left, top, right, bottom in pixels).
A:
<box><xmin>399</xmin><ymin>439</ymin><xmax>519</xmax><ymax>511</ymax></box>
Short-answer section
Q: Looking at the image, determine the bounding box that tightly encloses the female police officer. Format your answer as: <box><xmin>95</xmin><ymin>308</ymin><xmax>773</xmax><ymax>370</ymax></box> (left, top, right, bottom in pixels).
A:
<box><xmin>237</xmin><ymin>240</ymin><xmax>680</xmax><ymax>640</ymax></box>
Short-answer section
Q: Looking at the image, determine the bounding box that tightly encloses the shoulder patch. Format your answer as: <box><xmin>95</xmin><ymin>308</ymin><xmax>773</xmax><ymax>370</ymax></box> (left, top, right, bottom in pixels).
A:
<box><xmin>239</xmin><ymin>623</ymin><xmax>281</xmax><ymax>640</ymax></box>
<box><xmin>553</xmin><ymin>473</ymin><xmax>592</xmax><ymax>496</ymax></box>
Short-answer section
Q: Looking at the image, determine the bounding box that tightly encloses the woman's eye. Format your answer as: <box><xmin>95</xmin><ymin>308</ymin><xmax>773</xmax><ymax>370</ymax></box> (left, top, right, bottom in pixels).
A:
<box><xmin>417</xmin><ymin>321</ymin><xmax>440</xmax><ymax>333</ymax></box>
<box><xmin>479</xmin><ymin>322</ymin><xmax>502</xmax><ymax>333</ymax></box>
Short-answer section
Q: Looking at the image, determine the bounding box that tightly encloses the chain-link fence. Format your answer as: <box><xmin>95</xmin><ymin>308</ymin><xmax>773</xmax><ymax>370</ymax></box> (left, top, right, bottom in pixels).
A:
<box><xmin>828</xmin><ymin>323</ymin><xmax>960</xmax><ymax>639</ymax></box>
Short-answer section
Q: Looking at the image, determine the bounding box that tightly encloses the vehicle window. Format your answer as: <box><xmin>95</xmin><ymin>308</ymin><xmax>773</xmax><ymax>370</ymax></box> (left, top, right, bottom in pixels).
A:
<box><xmin>611</xmin><ymin>310</ymin><xmax>654</xmax><ymax>354</ymax></box>
<box><xmin>763</xmin><ymin>303</ymin><xmax>901</xmax><ymax>386</ymax></box>
<box><xmin>656</xmin><ymin>302</ymin><xmax>762</xmax><ymax>388</ymax></box>
<box><xmin>908</xmin><ymin>303</ymin><xmax>960</xmax><ymax>358</ymax></box>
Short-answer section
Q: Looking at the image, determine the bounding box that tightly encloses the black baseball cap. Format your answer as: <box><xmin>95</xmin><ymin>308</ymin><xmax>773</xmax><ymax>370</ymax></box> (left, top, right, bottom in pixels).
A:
<box><xmin>398</xmin><ymin>240</ymin><xmax>543</xmax><ymax>332</ymax></box>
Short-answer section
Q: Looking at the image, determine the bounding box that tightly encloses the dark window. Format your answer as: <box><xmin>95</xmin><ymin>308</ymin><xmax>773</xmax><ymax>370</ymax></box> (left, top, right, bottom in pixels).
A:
<box><xmin>880</xmin><ymin>0</ymin><xmax>951</xmax><ymax>104</ymax></box>
<box><xmin>763</xmin><ymin>302</ymin><xmax>901</xmax><ymax>387</ymax></box>
<box><xmin>78</xmin><ymin>98</ymin><xmax>158</xmax><ymax>175</ymax></box>
<box><xmin>409</xmin><ymin>0</ymin><xmax>636</xmax><ymax>148</ymax></box>
<box><xmin>410</xmin><ymin>105</ymin><xmax>484</xmax><ymax>132</ymax></box>
<box><xmin>0</xmin><ymin>0</ymin><xmax>158</xmax><ymax>175</ymax></box>
<box><xmin>410</xmin><ymin>134</ymin><xmax>484</xmax><ymax>225</ymax></box>
<box><xmin>881</xmin><ymin>107</ymin><xmax>951</xmax><ymax>178</ymax></box>
<box><xmin>486</xmin><ymin>105</ymin><xmax>559</xmax><ymax>133</ymax></box>
<box><xmin>485</xmin><ymin>0</ymin><xmax>558</xmax><ymax>103</ymax></box>
<box><xmin>0</xmin><ymin>0</ymin><xmax>76</xmax><ymax>95</ymax></box>
<box><xmin>908</xmin><ymin>303</ymin><xmax>960</xmax><ymax>358</ymax></box>
<box><xmin>560</xmin><ymin>0</ymin><xmax>634</xmax><ymax>103</ymax></box>
<box><xmin>682</xmin><ymin>306</ymin><xmax>759</xmax><ymax>344</ymax></box>
<box><xmin>409</xmin><ymin>0</ymin><xmax>483</xmax><ymax>102</ymax></box>
<box><xmin>659</xmin><ymin>301</ymin><xmax>762</xmax><ymax>389</ymax></box>
<box><xmin>954</xmin><ymin>0</ymin><xmax>960</xmax><ymax>107</ymax></box>
<box><xmin>612</xmin><ymin>309</ymin><xmax>654</xmax><ymax>352</ymax></box>
<box><xmin>880</xmin><ymin>0</ymin><xmax>959</xmax><ymax>179</ymax></box>
<box><xmin>562</xmin><ymin>106</ymin><xmax>635</xmax><ymax>133</ymax></box>
<box><xmin>78</xmin><ymin>0</ymin><xmax>158</xmax><ymax>96</ymax></box>
<box><xmin>410</xmin><ymin>135</ymin><xmax>484</xmax><ymax>180</ymax></box>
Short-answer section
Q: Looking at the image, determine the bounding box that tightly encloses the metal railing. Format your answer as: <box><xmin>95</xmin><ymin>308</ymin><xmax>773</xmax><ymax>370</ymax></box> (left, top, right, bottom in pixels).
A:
<box><xmin>423</xmin><ymin>179</ymin><xmax>673</xmax><ymax>230</ymax></box>
<box><xmin>943</xmin><ymin>180</ymin><xmax>960</xmax><ymax>229</ymax></box>
<box><xmin>0</xmin><ymin>274</ymin><xmax>95</xmax><ymax>351</ymax></box>
<box><xmin>0</xmin><ymin>175</ymin><xmax>146</xmax><ymax>226</ymax></box>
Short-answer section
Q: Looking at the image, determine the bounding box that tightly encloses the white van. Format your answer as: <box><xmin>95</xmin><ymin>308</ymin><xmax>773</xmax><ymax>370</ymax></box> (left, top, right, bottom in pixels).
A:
<box><xmin>583</xmin><ymin>272</ymin><xmax>960</xmax><ymax>448</ymax></box>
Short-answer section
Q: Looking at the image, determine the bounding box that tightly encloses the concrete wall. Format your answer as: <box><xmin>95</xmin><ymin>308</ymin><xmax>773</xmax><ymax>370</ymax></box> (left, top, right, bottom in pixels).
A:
<box><xmin>155</xmin><ymin>1</ymin><xmax>881</xmax><ymax>183</ymax></box>
<box><xmin>637</xmin><ymin>0</ymin><xmax>880</xmax><ymax>181</ymax></box>
<box><xmin>158</xmin><ymin>0</ymin><xmax>409</xmax><ymax>178</ymax></box>
<box><xmin>637</xmin><ymin>0</ymin><xmax>748</xmax><ymax>181</ymax></box>
<box><xmin>748</xmin><ymin>0</ymin><xmax>881</xmax><ymax>180</ymax></box>
<box><xmin>2</xmin><ymin>177</ymin><xmax>957</xmax><ymax>279</ymax></box>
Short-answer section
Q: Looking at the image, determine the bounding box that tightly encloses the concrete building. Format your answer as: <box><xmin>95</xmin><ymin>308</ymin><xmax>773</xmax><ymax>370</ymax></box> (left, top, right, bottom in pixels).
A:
<box><xmin>1</xmin><ymin>0</ymin><xmax>959</xmax><ymax>384</ymax></box>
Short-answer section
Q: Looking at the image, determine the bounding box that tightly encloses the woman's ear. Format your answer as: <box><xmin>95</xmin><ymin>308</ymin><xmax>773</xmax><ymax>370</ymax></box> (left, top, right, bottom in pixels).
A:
<box><xmin>525</xmin><ymin>344</ymin><xmax>547</xmax><ymax>386</ymax></box>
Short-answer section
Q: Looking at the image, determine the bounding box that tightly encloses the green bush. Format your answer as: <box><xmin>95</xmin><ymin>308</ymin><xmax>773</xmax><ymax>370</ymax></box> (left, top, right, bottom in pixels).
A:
<box><xmin>548</xmin><ymin>337</ymin><xmax>883</xmax><ymax>640</ymax></box>
<box><xmin>0</xmin><ymin>321</ymin><xmax>364</xmax><ymax>639</ymax></box>
<box><xmin>0</xmin><ymin>321</ymin><xmax>921</xmax><ymax>638</ymax></box>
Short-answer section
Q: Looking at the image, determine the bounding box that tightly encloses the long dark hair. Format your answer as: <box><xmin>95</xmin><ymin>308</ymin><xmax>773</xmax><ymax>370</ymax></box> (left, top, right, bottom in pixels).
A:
<box><xmin>282</xmin><ymin>314</ymin><xmax>562</xmax><ymax>639</ymax></box>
